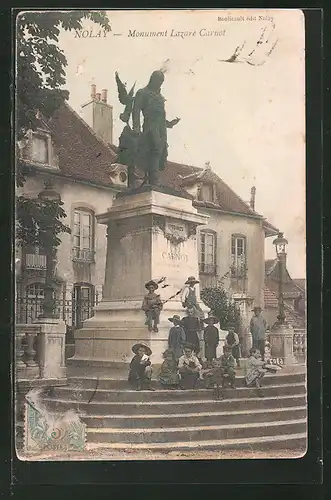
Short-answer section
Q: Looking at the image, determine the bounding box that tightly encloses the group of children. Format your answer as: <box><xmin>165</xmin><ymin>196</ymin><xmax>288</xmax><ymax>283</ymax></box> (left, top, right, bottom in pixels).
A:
<box><xmin>128</xmin><ymin>311</ymin><xmax>273</xmax><ymax>398</ymax></box>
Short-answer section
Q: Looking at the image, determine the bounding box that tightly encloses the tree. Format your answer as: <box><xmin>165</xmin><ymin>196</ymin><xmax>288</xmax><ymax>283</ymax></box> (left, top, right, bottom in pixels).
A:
<box><xmin>16</xmin><ymin>11</ymin><xmax>111</xmax><ymax>249</ymax></box>
<box><xmin>200</xmin><ymin>273</ymin><xmax>242</xmax><ymax>332</ymax></box>
<box><xmin>16</xmin><ymin>10</ymin><xmax>111</xmax><ymax>139</ymax></box>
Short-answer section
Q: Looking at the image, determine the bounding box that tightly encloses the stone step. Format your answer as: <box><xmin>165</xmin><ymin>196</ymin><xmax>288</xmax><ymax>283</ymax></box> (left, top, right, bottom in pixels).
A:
<box><xmin>85</xmin><ymin>432</ymin><xmax>307</xmax><ymax>455</ymax></box>
<box><xmin>82</xmin><ymin>406</ymin><xmax>307</xmax><ymax>429</ymax></box>
<box><xmin>86</xmin><ymin>419</ymin><xmax>307</xmax><ymax>444</ymax></box>
<box><xmin>43</xmin><ymin>393</ymin><xmax>307</xmax><ymax>415</ymax></box>
<box><xmin>50</xmin><ymin>382</ymin><xmax>306</xmax><ymax>402</ymax></box>
<box><xmin>68</xmin><ymin>371</ymin><xmax>306</xmax><ymax>390</ymax></box>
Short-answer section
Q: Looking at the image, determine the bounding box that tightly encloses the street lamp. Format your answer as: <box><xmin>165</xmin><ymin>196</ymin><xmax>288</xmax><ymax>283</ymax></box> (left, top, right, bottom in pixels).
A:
<box><xmin>38</xmin><ymin>180</ymin><xmax>61</xmax><ymax>319</ymax></box>
<box><xmin>272</xmin><ymin>232</ymin><xmax>288</xmax><ymax>325</ymax></box>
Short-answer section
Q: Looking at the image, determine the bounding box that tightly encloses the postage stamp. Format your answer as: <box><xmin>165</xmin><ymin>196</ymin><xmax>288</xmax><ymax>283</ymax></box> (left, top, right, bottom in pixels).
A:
<box><xmin>15</xmin><ymin>9</ymin><xmax>306</xmax><ymax>461</ymax></box>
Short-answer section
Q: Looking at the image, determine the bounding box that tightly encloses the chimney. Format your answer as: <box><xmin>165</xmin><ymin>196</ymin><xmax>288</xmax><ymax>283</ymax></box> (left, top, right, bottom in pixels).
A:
<box><xmin>250</xmin><ymin>186</ymin><xmax>256</xmax><ymax>210</ymax></box>
<box><xmin>81</xmin><ymin>84</ymin><xmax>114</xmax><ymax>144</ymax></box>
<box><xmin>101</xmin><ymin>89</ymin><xmax>108</xmax><ymax>103</ymax></box>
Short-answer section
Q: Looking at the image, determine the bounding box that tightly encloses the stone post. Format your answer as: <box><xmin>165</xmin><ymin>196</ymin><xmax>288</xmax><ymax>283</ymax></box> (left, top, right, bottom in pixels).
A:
<box><xmin>16</xmin><ymin>331</ymin><xmax>27</xmax><ymax>376</ymax></box>
<box><xmin>269</xmin><ymin>321</ymin><xmax>295</xmax><ymax>365</ymax></box>
<box><xmin>37</xmin><ymin>318</ymin><xmax>67</xmax><ymax>380</ymax></box>
<box><xmin>241</xmin><ymin>330</ymin><xmax>253</xmax><ymax>357</ymax></box>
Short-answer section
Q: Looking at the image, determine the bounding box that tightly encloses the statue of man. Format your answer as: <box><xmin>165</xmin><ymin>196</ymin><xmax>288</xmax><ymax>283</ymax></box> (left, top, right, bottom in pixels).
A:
<box><xmin>132</xmin><ymin>70</ymin><xmax>180</xmax><ymax>185</ymax></box>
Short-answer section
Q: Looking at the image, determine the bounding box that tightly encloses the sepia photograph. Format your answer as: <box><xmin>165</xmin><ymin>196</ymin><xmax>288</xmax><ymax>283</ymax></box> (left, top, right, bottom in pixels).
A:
<box><xmin>14</xmin><ymin>8</ymin><xmax>306</xmax><ymax>461</ymax></box>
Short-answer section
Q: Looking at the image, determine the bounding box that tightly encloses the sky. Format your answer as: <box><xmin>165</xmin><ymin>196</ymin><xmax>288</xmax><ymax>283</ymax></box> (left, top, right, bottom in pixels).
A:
<box><xmin>57</xmin><ymin>9</ymin><xmax>305</xmax><ymax>278</ymax></box>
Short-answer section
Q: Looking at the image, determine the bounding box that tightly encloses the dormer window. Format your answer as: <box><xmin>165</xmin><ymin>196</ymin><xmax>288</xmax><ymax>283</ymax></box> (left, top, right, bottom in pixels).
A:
<box><xmin>31</xmin><ymin>135</ymin><xmax>49</xmax><ymax>164</ymax></box>
<box><xmin>198</xmin><ymin>183</ymin><xmax>216</xmax><ymax>202</ymax></box>
<box><xmin>18</xmin><ymin>128</ymin><xmax>57</xmax><ymax>168</ymax></box>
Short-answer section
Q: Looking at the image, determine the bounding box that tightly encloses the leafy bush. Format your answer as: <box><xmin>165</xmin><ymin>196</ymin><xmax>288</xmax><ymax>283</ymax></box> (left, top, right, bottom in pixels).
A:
<box><xmin>201</xmin><ymin>284</ymin><xmax>242</xmax><ymax>332</ymax></box>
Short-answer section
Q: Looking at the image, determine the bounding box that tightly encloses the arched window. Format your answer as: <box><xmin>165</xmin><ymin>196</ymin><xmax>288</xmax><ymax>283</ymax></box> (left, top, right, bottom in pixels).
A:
<box><xmin>199</xmin><ymin>230</ymin><xmax>217</xmax><ymax>274</ymax></box>
<box><xmin>72</xmin><ymin>208</ymin><xmax>95</xmax><ymax>262</ymax></box>
<box><xmin>231</xmin><ymin>234</ymin><xmax>247</xmax><ymax>278</ymax></box>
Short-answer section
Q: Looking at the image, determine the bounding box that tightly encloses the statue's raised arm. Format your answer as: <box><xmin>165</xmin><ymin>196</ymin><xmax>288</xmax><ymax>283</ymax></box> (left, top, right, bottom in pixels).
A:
<box><xmin>166</xmin><ymin>117</ymin><xmax>181</xmax><ymax>129</ymax></box>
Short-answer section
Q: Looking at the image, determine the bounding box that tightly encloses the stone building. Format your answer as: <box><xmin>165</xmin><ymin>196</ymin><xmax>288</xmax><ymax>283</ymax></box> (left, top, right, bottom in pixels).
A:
<box><xmin>16</xmin><ymin>85</ymin><xmax>279</xmax><ymax>342</ymax></box>
<box><xmin>263</xmin><ymin>259</ymin><xmax>306</xmax><ymax>329</ymax></box>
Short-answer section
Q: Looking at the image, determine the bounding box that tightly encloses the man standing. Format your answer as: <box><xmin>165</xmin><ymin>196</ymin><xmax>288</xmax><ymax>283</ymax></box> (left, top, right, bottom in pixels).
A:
<box><xmin>181</xmin><ymin>307</ymin><xmax>201</xmax><ymax>356</ymax></box>
<box><xmin>250</xmin><ymin>306</ymin><xmax>268</xmax><ymax>361</ymax></box>
<box><xmin>181</xmin><ymin>276</ymin><xmax>205</xmax><ymax>329</ymax></box>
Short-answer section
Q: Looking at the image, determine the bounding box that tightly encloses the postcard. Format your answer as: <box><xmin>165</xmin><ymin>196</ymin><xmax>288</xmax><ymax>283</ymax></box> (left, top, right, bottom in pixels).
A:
<box><xmin>15</xmin><ymin>8</ymin><xmax>306</xmax><ymax>461</ymax></box>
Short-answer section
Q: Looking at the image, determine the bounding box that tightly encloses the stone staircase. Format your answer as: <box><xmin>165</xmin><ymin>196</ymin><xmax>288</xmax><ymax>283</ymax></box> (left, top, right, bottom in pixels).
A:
<box><xmin>40</xmin><ymin>369</ymin><xmax>307</xmax><ymax>458</ymax></box>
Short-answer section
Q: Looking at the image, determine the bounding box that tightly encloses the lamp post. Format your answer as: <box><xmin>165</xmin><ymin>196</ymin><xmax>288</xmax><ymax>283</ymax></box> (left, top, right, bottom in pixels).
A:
<box><xmin>38</xmin><ymin>180</ymin><xmax>61</xmax><ymax>319</ymax></box>
<box><xmin>269</xmin><ymin>232</ymin><xmax>295</xmax><ymax>365</ymax></box>
<box><xmin>272</xmin><ymin>232</ymin><xmax>288</xmax><ymax>325</ymax></box>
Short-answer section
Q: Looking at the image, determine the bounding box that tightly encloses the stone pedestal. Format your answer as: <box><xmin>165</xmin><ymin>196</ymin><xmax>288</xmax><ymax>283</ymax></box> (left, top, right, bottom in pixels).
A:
<box><xmin>37</xmin><ymin>318</ymin><xmax>67</xmax><ymax>380</ymax></box>
<box><xmin>241</xmin><ymin>331</ymin><xmax>253</xmax><ymax>358</ymax></box>
<box><xmin>269</xmin><ymin>322</ymin><xmax>295</xmax><ymax>365</ymax></box>
<box><xmin>71</xmin><ymin>187</ymin><xmax>209</xmax><ymax>366</ymax></box>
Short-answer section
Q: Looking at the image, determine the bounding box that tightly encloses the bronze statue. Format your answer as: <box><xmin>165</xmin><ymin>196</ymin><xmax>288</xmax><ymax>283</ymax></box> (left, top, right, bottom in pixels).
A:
<box><xmin>115</xmin><ymin>70</ymin><xmax>180</xmax><ymax>187</ymax></box>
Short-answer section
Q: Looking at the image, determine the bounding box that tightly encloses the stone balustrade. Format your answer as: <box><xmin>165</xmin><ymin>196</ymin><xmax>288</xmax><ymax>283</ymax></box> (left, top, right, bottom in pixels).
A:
<box><xmin>293</xmin><ymin>329</ymin><xmax>306</xmax><ymax>362</ymax></box>
<box><xmin>16</xmin><ymin>324</ymin><xmax>41</xmax><ymax>380</ymax></box>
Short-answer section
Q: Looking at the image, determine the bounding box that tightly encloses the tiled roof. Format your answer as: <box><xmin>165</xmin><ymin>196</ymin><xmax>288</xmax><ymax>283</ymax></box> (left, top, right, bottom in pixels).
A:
<box><xmin>266</xmin><ymin>276</ymin><xmax>302</xmax><ymax>297</ymax></box>
<box><xmin>264</xmin><ymin>286</ymin><xmax>305</xmax><ymax>329</ymax></box>
<box><xmin>265</xmin><ymin>259</ymin><xmax>277</xmax><ymax>276</ymax></box>
<box><xmin>284</xmin><ymin>303</ymin><xmax>306</xmax><ymax>329</ymax></box>
<box><xmin>293</xmin><ymin>279</ymin><xmax>306</xmax><ymax>292</ymax></box>
<box><xmin>30</xmin><ymin>102</ymin><xmax>278</xmax><ymax>232</ymax></box>
<box><xmin>47</xmin><ymin>103</ymin><xmax>117</xmax><ymax>187</ymax></box>
<box><xmin>160</xmin><ymin>160</ymin><xmax>279</xmax><ymax>234</ymax></box>
<box><xmin>263</xmin><ymin>286</ymin><xmax>278</xmax><ymax>308</ymax></box>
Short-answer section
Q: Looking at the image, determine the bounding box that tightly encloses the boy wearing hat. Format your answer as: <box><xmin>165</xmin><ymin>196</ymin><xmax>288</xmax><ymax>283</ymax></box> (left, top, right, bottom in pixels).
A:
<box><xmin>141</xmin><ymin>280</ymin><xmax>163</xmax><ymax>333</ymax></box>
<box><xmin>181</xmin><ymin>276</ymin><xmax>205</xmax><ymax>328</ymax></box>
<box><xmin>178</xmin><ymin>343</ymin><xmax>202</xmax><ymax>390</ymax></box>
<box><xmin>250</xmin><ymin>306</ymin><xmax>268</xmax><ymax>361</ymax></box>
<box><xmin>128</xmin><ymin>342</ymin><xmax>155</xmax><ymax>391</ymax></box>
<box><xmin>203</xmin><ymin>314</ymin><xmax>220</xmax><ymax>366</ymax></box>
<box><xmin>158</xmin><ymin>349</ymin><xmax>180</xmax><ymax>389</ymax></box>
<box><xmin>181</xmin><ymin>306</ymin><xmax>201</xmax><ymax>356</ymax></box>
<box><xmin>203</xmin><ymin>345</ymin><xmax>236</xmax><ymax>399</ymax></box>
<box><xmin>225</xmin><ymin>325</ymin><xmax>241</xmax><ymax>368</ymax></box>
<box><xmin>168</xmin><ymin>315</ymin><xmax>186</xmax><ymax>361</ymax></box>
<box><xmin>245</xmin><ymin>347</ymin><xmax>268</xmax><ymax>397</ymax></box>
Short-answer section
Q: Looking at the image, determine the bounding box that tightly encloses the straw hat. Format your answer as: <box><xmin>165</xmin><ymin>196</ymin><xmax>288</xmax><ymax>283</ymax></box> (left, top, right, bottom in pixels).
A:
<box><xmin>203</xmin><ymin>314</ymin><xmax>219</xmax><ymax>324</ymax></box>
<box><xmin>168</xmin><ymin>315</ymin><xmax>182</xmax><ymax>324</ymax></box>
<box><xmin>131</xmin><ymin>342</ymin><xmax>152</xmax><ymax>356</ymax></box>
<box><xmin>185</xmin><ymin>276</ymin><xmax>199</xmax><ymax>285</ymax></box>
<box><xmin>183</xmin><ymin>342</ymin><xmax>195</xmax><ymax>350</ymax></box>
<box><xmin>145</xmin><ymin>280</ymin><xmax>159</xmax><ymax>290</ymax></box>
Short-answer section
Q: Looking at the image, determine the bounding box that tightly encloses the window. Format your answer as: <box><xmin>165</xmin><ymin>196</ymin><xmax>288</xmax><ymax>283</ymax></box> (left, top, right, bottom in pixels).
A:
<box><xmin>199</xmin><ymin>231</ymin><xmax>216</xmax><ymax>274</ymax></box>
<box><xmin>200</xmin><ymin>184</ymin><xmax>214</xmax><ymax>202</ymax></box>
<box><xmin>24</xmin><ymin>245</ymin><xmax>46</xmax><ymax>269</ymax></box>
<box><xmin>72</xmin><ymin>209</ymin><xmax>95</xmax><ymax>261</ymax></box>
<box><xmin>231</xmin><ymin>235</ymin><xmax>247</xmax><ymax>278</ymax></box>
<box><xmin>26</xmin><ymin>283</ymin><xmax>44</xmax><ymax>299</ymax></box>
<box><xmin>21</xmin><ymin>283</ymin><xmax>45</xmax><ymax>323</ymax></box>
<box><xmin>31</xmin><ymin>135</ymin><xmax>49</xmax><ymax>163</ymax></box>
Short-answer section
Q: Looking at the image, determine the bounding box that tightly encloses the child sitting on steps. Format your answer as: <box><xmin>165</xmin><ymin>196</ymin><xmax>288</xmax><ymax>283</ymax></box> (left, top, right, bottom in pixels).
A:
<box><xmin>128</xmin><ymin>342</ymin><xmax>155</xmax><ymax>391</ymax></box>
<box><xmin>203</xmin><ymin>345</ymin><xmax>237</xmax><ymax>400</ymax></box>
<box><xmin>245</xmin><ymin>347</ymin><xmax>267</xmax><ymax>397</ymax></box>
<box><xmin>158</xmin><ymin>349</ymin><xmax>180</xmax><ymax>389</ymax></box>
